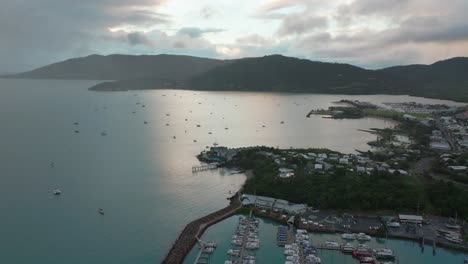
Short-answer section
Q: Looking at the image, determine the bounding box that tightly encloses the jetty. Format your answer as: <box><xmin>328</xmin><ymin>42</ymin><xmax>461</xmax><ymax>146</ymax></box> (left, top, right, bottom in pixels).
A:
<box><xmin>162</xmin><ymin>193</ymin><xmax>241</xmax><ymax>264</ymax></box>
<box><xmin>192</xmin><ymin>163</ymin><xmax>219</xmax><ymax>173</ymax></box>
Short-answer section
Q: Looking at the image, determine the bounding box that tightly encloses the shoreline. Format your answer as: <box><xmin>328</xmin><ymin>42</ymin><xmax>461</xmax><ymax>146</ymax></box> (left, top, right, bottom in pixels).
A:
<box><xmin>164</xmin><ymin>163</ymin><xmax>467</xmax><ymax>263</ymax></box>
<box><xmin>161</xmin><ymin>192</ymin><xmax>241</xmax><ymax>264</ymax></box>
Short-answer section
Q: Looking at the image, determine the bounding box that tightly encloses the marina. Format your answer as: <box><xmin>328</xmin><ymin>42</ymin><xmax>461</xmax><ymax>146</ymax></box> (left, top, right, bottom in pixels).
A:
<box><xmin>186</xmin><ymin>214</ymin><xmax>468</xmax><ymax>264</ymax></box>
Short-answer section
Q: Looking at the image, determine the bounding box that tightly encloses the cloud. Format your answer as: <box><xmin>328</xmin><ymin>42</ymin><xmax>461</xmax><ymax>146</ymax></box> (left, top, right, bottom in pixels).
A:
<box><xmin>1</xmin><ymin>0</ymin><xmax>468</xmax><ymax>72</ymax></box>
<box><xmin>236</xmin><ymin>34</ymin><xmax>270</xmax><ymax>47</ymax></box>
<box><xmin>127</xmin><ymin>32</ymin><xmax>155</xmax><ymax>47</ymax></box>
<box><xmin>200</xmin><ymin>6</ymin><xmax>217</xmax><ymax>19</ymax></box>
<box><xmin>277</xmin><ymin>15</ymin><xmax>328</xmax><ymax>37</ymax></box>
<box><xmin>176</xmin><ymin>27</ymin><xmax>224</xmax><ymax>38</ymax></box>
<box><xmin>0</xmin><ymin>0</ymin><xmax>169</xmax><ymax>72</ymax></box>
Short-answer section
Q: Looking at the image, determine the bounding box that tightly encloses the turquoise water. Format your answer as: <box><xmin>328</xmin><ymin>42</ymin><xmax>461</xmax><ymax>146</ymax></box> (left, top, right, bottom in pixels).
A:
<box><xmin>0</xmin><ymin>78</ymin><xmax>464</xmax><ymax>263</ymax></box>
<box><xmin>186</xmin><ymin>215</ymin><xmax>468</xmax><ymax>264</ymax></box>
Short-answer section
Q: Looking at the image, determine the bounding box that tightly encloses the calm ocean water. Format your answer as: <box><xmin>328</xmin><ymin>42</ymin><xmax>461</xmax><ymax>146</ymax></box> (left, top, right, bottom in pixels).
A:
<box><xmin>0</xmin><ymin>78</ymin><xmax>464</xmax><ymax>263</ymax></box>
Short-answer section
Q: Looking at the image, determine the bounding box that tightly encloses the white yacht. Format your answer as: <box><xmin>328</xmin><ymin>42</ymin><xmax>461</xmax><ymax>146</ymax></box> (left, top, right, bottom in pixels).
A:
<box><xmin>341</xmin><ymin>233</ymin><xmax>355</xmax><ymax>240</ymax></box>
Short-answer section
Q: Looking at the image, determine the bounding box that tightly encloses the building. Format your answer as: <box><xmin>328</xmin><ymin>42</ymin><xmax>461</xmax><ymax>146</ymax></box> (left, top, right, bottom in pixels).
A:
<box><xmin>398</xmin><ymin>214</ymin><xmax>423</xmax><ymax>224</ymax></box>
<box><xmin>241</xmin><ymin>194</ymin><xmax>307</xmax><ymax>214</ymax></box>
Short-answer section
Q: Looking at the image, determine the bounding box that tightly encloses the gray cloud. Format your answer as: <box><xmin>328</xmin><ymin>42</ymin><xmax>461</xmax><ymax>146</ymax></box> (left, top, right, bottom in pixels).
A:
<box><xmin>127</xmin><ymin>32</ymin><xmax>155</xmax><ymax>48</ymax></box>
<box><xmin>0</xmin><ymin>0</ymin><xmax>169</xmax><ymax>72</ymax></box>
<box><xmin>176</xmin><ymin>27</ymin><xmax>224</xmax><ymax>38</ymax></box>
<box><xmin>277</xmin><ymin>15</ymin><xmax>327</xmax><ymax>37</ymax></box>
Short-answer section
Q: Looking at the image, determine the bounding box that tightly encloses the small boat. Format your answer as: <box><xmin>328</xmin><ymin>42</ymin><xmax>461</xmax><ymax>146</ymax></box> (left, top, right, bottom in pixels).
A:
<box><xmin>208</xmin><ymin>132</ymin><xmax>212</xmax><ymax>134</ymax></box>
<box><xmin>445</xmin><ymin>234</ymin><xmax>463</xmax><ymax>243</ymax></box>
<box><xmin>245</xmin><ymin>242</ymin><xmax>259</xmax><ymax>250</ymax></box>
<box><xmin>101</xmin><ymin>132</ymin><xmax>107</xmax><ymax>136</ymax></box>
<box><xmin>74</xmin><ymin>130</ymin><xmax>80</xmax><ymax>133</ymax></box>
<box><xmin>280</xmin><ymin>121</ymin><xmax>284</xmax><ymax>124</ymax></box>
<box><xmin>196</xmin><ymin>124</ymin><xmax>201</xmax><ymax>127</ymax></box>
<box><xmin>359</xmin><ymin>256</ymin><xmax>375</xmax><ymax>263</ymax></box>
<box><xmin>446</xmin><ymin>223</ymin><xmax>461</xmax><ymax>229</ymax></box>
<box><xmin>202</xmin><ymin>247</ymin><xmax>214</xmax><ymax>254</ymax></box>
<box><xmin>166</xmin><ymin>123</ymin><xmax>170</xmax><ymax>126</ymax></box>
<box><xmin>374</xmin><ymin>248</ymin><xmax>395</xmax><ymax>259</ymax></box>
<box><xmin>144</xmin><ymin>121</ymin><xmax>148</xmax><ymax>124</ymax></box>
<box><xmin>74</xmin><ymin>122</ymin><xmax>79</xmax><ymax>125</ymax></box>
<box><xmin>205</xmin><ymin>242</ymin><xmax>217</xmax><ymax>248</ymax></box>
<box><xmin>356</xmin><ymin>233</ymin><xmax>371</xmax><ymax>241</ymax></box>
<box><xmin>193</xmin><ymin>140</ymin><xmax>197</xmax><ymax>142</ymax></box>
<box><xmin>324</xmin><ymin>241</ymin><xmax>340</xmax><ymax>249</ymax></box>
<box><xmin>227</xmin><ymin>249</ymin><xmax>240</xmax><ymax>256</ymax></box>
<box><xmin>98</xmin><ymin>208</ymin><xmax>104</xmax><ymax>215</ymax></box>
<box><xmin>341</xmin><ymin>243</ymin><xmax>355</xmax><ymax>253</ymax></box>
<box><xmin>342</xmin><ymin>233</ymin><xmax>356</xmax><ymax>240</ymax></box>
<box><xmin>52</xmin><ymin>189</ymin><xmax>62</xmax><ymax>195</ymax></box>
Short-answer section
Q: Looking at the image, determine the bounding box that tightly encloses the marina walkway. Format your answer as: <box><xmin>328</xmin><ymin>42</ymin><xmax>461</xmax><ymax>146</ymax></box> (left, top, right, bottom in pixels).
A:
<box><xmin>162</xmin><ymin>193</ymin><xmax>241</xmax><ymax>264</ymax></box>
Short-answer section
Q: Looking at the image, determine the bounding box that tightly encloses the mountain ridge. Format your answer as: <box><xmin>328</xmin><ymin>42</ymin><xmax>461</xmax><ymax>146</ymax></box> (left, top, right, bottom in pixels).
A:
<box><xmin>4</xmin><ymin>54</ymin><xmax>468</xmax><ymax>102</ymax></box>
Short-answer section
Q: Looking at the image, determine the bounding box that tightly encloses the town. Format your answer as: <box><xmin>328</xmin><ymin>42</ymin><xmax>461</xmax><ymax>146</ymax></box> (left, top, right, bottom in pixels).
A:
<box><xmin>194</xmin><ymin>100</ymin><xmax>468</xmax><ymax>263</ymax></box>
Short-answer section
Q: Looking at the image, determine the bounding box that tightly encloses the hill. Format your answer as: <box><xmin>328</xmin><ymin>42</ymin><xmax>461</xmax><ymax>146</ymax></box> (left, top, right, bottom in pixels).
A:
<box><xmin>6</xmin><ymin>54</ymin><xmax>468</xmax><ymax>102</ymax></box>
<box><xmin>9</xmin><ymin>54</ymin><xmax>227</xmax><ymax>81</ymax></box>
<box><xmin>188</xmin><ymin>55</ymin><xmax>410</xmax><ymax>94</ymax></box>
<box><xmin>380</xmin><ymin>57</ymin><xmax>468</xmax><ymax>101</ymax></box>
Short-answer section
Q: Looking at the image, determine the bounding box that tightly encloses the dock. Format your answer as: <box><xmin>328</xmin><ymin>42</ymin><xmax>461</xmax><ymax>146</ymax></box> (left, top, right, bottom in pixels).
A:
<box><xmin>162</xmin><ymin>193</ymin><xmax>240</xmax><ymax>264</ymax></box>
<box><xmin>192</xmin><ymin>163</ymin><xmax>218</xmax><ymax>173</ymax></box>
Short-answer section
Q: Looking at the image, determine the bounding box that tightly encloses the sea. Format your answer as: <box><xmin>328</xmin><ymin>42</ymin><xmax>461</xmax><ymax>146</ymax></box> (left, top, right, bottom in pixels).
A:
<box><xmin>0</xmin><ymin>78</ymin><xmax>465</xmax><ymax>264</ymax></box>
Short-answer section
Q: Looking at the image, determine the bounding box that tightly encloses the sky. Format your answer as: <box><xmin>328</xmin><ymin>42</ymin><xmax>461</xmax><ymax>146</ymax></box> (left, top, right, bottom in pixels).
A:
<box><xmin>1</xmin><ymin>0</ymin><xmax>468</xmax><ymax>73</ymax></box>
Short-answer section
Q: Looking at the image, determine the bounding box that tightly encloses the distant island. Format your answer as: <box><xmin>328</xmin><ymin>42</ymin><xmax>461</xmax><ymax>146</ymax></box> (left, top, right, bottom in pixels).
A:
<box><xmin>4</xmin><ymin>54</ymin><xmax>468</xmax><ymax>102</ymax></box>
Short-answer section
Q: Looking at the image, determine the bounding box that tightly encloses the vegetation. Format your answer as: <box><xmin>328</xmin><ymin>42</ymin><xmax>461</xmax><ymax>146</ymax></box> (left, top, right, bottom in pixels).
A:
<box><xmin>231</xmin><ymin>147</ymin><xmax>468</xmax><ymax>220</ymax></box>
<box><xmin>8</xmin><ymin>53</ymin><xmax>468</xmax><ymax>102</ymax></box>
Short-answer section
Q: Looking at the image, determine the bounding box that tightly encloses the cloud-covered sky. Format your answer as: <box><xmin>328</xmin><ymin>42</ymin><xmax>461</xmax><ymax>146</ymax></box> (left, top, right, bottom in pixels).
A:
<box><xmin>1</xmin><ymin>0</ymin><xmax>468</xmax><ymax>73</ymax></box>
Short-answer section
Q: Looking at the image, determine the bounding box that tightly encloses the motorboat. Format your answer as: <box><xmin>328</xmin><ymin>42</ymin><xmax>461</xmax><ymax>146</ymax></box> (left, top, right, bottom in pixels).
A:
<box><xmin>205</xmin><ymin>242</ymin><xmax>217</xmax><ymax>248</ymax></box>
<box><xmin>341</xmin><ymin>233</ymin><xmax>356</xmax><ymax>240</ymax></box>
<box><xmin>324</xmin><ymin>241</ymin><xmax>340</xmax><ymax>249</ymax></box>
<box><xmin>231</xmin><ymin>239</ymin><xmax>242</xmax><ymax>246</ymax></box>
<box><xmin>245</xmin><ymin>242</ymin><xmax>259</xmax><ymax>249</ymax></box>
<box><xmin>52</xmin><ymin>189</ymin><xmax>62</xmax><ymax>195</ymax></box>
<box><xmin>356</xmin><ymin>233</ymin><xmax>371</xmax><ymax>241</ymax></box>
<box><xmin>227</xmin><ymin>249</ymin><xmax>240</xmax><ymax>256</ymax></box>
<box><xmin>374</xmin><ymin>248</ymin><xmax>395</xmax><ymax>259</ymax></box>
<box><xmin>305</xmin><ymin>254</ymin><xmax>321</xmax><ymax>264</ymax></box>
<box><xmin>202</xmin><ymin>247</ymin><xmax>214</xmax><ymax>254</ymax></box>
<box><xmin>341</xmin><ymin>243</ymin><xmax>355</xmax><ymax>253</ymax></box>
<box><xmin>359</xmin><ymin>256</ymin><xmax>375</xmax><ymax>263</ymax></box>
<box><xmin>445</xmin><ymin>234</ymin><xmax>463</xmax><ymax>244</ymax></box>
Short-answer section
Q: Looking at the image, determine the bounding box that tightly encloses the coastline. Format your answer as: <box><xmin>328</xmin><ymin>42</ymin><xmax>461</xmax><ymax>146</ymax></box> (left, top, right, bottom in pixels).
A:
<box><xmin>161</xmin><ymin>192</ymin><xmax>241</xmax><ymax>264</ymax></box>
<box><xmin>164</xmin><ymin>166</ymin><xmax>468</xmax><ymax>263</ymax></box>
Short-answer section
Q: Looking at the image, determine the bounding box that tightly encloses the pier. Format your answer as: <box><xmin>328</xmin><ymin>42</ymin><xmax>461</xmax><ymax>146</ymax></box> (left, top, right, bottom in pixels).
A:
<box><xmin>192</xmin><ymin>163</ymin><xmax>218</xmax><ymax>173</ymax></box>
<box><xmin>162</xmin><ymin>193</ymin><xmax>241</xmax><ymax>264</ymax></box>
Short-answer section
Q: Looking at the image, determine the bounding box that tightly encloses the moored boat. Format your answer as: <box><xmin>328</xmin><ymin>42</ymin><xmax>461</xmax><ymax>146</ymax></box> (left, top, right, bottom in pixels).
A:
<box><xmin>342</xmin><ymin>233</ymin><xmax>356</xmax><ymax>240</ymax></box>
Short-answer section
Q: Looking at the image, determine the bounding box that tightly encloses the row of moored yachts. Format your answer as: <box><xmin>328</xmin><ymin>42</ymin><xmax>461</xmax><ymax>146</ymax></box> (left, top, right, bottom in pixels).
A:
<box><xmin>225</xmin><ymin>216</ymin><xmax>260</xmax><ymax>264</ymax></box>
